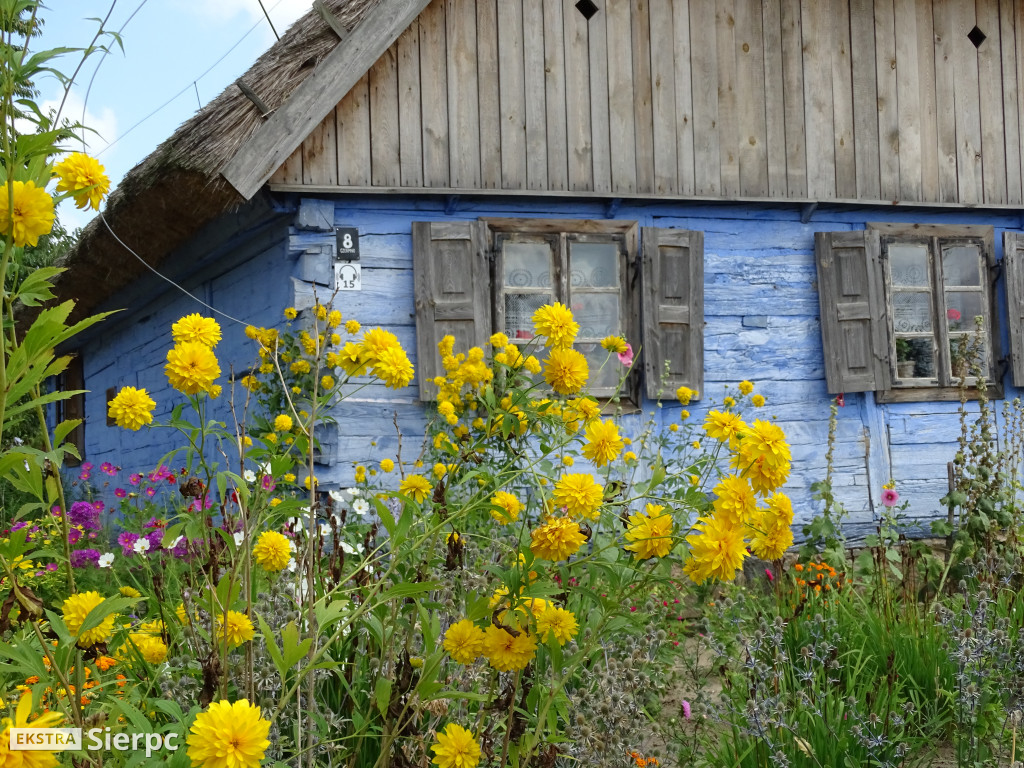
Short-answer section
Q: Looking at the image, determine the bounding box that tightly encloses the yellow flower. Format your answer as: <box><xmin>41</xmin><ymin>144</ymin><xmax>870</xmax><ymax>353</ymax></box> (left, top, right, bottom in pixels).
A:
<box><xmin>623</xmin><ymin>450</ymin><xmax>637</xmax><ymax>462</ymax></box>
<box><xmin>315</xmin><ymin>304</ymin><xmax>328</xmax><ymax>321</ymax></box>
<box><xmin>489</xmin><ymin>332</ymin><xmax>510</xmax><ymax>347</ymax></box>
<box><xmin>442</xmin><ymin>619</ymin><xmax>486</xmax><ymax>664</ymax></box>
<box><xmin>274</xmin><ymin>413</ymin><xmax>293</xmax><ymax>432</ymax></box>
<box><xmin>53</xmin><ymin>152</ymin><xmax>110</xmax><ymax>210</ymax></box>
<box><xmin>119</xmin><ymin>586</ymin><xmax>142</xmax><ymax>598</ymax></box>
<box><xmin>217</xmin><ymin>611</ymin><xmax>255</xmax><ymax>649</ymax></box>
<box><xmin>0</xmin><ymin>694</ymin><xmax>63</xmax><ymax>768</ymax></box>
<box><xmin>712</xmin><ymin>474</ymin><xmax>759</xmax><ymax>526</ymax></box>
<box><xmin>171</xmin><ymin>314</ymin><xmax>221</xmax><ymax>348</ymax></box>
<box><xmin>723</xmin><ymin>396</ymin><xmax>736</xmax><ymax>408</ymax></box>
<box><xmin>747</xmin><ymin>506</ymin><xmax>794</xmax><ymax>561</ymax></box>
<box><xmin>552</xmin><ymin>473</ymin><xmax>604</xmax><ymax>520</ymax></box>
<box><xmin>345</xmin><ymin>319</ymin><xmax>361</xmax><ymax>334</ymax></box>
<box><xmin>400</xmin><ymin>474</ymin><xmax>432</xmax><ymax>503</ymax></box>
<box><xmin>327</xmin><ymin>309</ymin><xmax>342</xmax><ymax>328</ymax></box>
<box><xmin>241</xmin><ymin>375</ymin><xmax>260</xmax><ymax>392</ymax></box>
<box><xmin>62</xmin><ymin>591</ymin><xmax>116</xmax><ymax>648</ymax></box>
<box><xmin>752</xmin><ymin>393</ymin><xmax>766</xmax><ymax>407</ymax></box>
<box><xmin>676</xmin><ymin>386</ymin><xmax>698</xmax><ymax>405</ymax></box>
<box><xmin>669</xmin><ymin>423</ymin><xmax>679</xmax><ymax>432</ymax></box>
<box><xmin>372</xmin><ymin>345</ymin><xmax>415</xmax><ymax>389</ymax></box>
<box><xmin>739</xmin><ymin>380</ymin><xmax>754</xmax><ymax>395</ymax></box>
<box><xmin>530</xmin><ymin>516</ymin><xmax>587</xmax><ymax>561</ymax></box>
<box><xmin>263</xmin><ymin>432</ymin><xmax>278</xmax><ymax>444</ymax></box>
<box><xmin>431</xmin><ymin>723</ymin><xmax>482</xmax><ymax>768</ymax></box>
<box><xmin>283</xmin><ymin>307</ymin><xmax>297</xmax><ymax>320</ymax></box>
<box><xmin>704</xmin><ymin>410</ymin><xmax>747</xmax><ymax>444</ymax></box>
<box><xmin>738</xmin><ymin>420</ymin><xmax>791</xmax><ymax>467</ymax></box>
<box><xmin>543</xmin><ymin>347</ymin><xmax>589</xmax><ymax>395</ymax></box>
<box><xmin>283</xmin><ymin>473</ymin><xmax>296</xmax><ymax>483</ymax></box>
<box><xmin>600</xmin><ymin>335</ymin><xmax>629</xmax><ymax>354</ymax></box>
<box><xmin>684</xmin><ymin>516</ymin><xmax>747</xmax><ymax>584</ymax></box>
<box><xmin>321</xmin><ymin>374</ymin><xmax>336</xmax><ymax>389</ymax></box>
<box><xmin>483</xmin><ymin>624</ymin><xmax>537</xmax><ymax>671</ymax></box>
<box><xmin>0</xmin><ymin>180</ymin><xmax>54</xmax><ymax>248</ymax></box>
<box><xmin>535</xmin><ymin>605</ymin><xmax>578</xmax><ymax>645</ymax></box>
<box><xmin>532</xmin><ymin>302</ymin><xmax>579</xmax><ymax>348</ymax></box>
<box><xmin>165</xmin><ymin>342</ymin><xmax>220</xmax><ymax>395</ymax></box>
<box><xmin>108</xmin><ymin>386</ymin><xmax>156</xmax><ymax>431</ymax></box>
<box><xmin>127</xmin><ymin>632</ymin><xmax>168</xmax><ymax>664</ymax></box>
<box><xmin>581</xmin><ymin>418</ymin><xmax>624</xmax><ymax>467</ymax></box>
<box><xmin>355</xmin><ymin>465</ymin><xmax>367</xmax><ymax>483</ymax></box>
<box><xmin>187</xmin><ymin>700</ymin><xmax>270</xmax><ymax>768</ymax></box>
<box><xmin>290</xmin><ymin>359</ymin><xmax>311</xmax><ymax>375</ymax></box>
<box><xmin>252</xmin><ymin>531</ymin><xmax>291</xmax><ymax>572</ymax></box>
<box><xmin>380</xmin><ymin>458</ymin><xmax>395</xmax><ymax>473</ymax></box>
<box><xmin>624</xmin><ymin>503</ymin><xmax>674</xmax><ymax>560</ymax></box>
<box><xmin>490</xmin><ymin>491</ymin><xmax>522</xmax><ymax>525</ymax></box>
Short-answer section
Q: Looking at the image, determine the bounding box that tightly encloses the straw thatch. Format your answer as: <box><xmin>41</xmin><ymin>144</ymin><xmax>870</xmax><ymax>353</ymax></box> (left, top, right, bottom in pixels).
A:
<box><xmin>55</xmin><ymin>0</ymin><xmax>379</xmax><ymax>323</ymax></box>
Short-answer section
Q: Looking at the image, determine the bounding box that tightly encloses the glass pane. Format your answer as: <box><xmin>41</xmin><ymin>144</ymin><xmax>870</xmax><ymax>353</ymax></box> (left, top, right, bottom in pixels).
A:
<box><xmin>503</xmin><ymin>242</ymin><xmax>553</xmax><ymax>288</ymax></box>
<box><xmin>570</xmin><ymin>242</ymin><xmax>619</xmax><ymax>288</ymax></box>
<box><xmin>892</xmin><ymin>291</ymin><xmax>933</xmax><ymax>333</ymax></box>
<box><xmin>889</xmin><ymin>244</ymin><xmax>930</xmax><ymax>287</ymax></box>
<box><xmin>504</xmin><ymin>293</ymin><xmax>550</xmax><ymax>340</ymax></box>
<box><xmin>941</xmin><ymin>245</ymin><xmax>982</xmax><ymax>287</ymax></box>
<box><xmin>944</xmin><ymin>292</ymin><xmax>984</xmax><ymax>331</ymax></box>
<box><xmin>577</xmin><ymin>341</ymin><xmax>620</xmax><ymax>391</ymax></box>
<box><xmin>894</xmin><ymin>336</ymin><xmax>936</xmax><ymax>379</ymax></box>
<box><xmin>948</xmin><ymin>334</ymin><xmax>989</xmax><ymax>378</ymax></box>
<box><xmin>572</xmin><ymin>293</ymin><xmax>620</xmax><ymax>339</ymax></box>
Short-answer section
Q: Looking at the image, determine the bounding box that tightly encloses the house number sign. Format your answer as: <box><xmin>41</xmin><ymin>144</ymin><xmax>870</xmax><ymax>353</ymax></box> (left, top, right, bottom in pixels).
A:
<box><xmin>335</xmin><ymin>226</ymin><xmax>361</xmax><ymax>291</ymax></box>
<box><xmin>335</xmin><ymin>262</ymin><xmax>361</xmax><ymax>291</ymax></box>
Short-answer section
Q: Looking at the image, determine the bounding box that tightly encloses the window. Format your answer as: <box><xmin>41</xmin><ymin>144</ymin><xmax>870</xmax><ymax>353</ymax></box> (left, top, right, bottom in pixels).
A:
<box><xmin>54</xmin><ymin>353</ymin><xmax>85</xmax><ymax>466</ymax></box>
<box><xmin>815</xmin><ymin>224</ymin><xmax>1003</xmax><ymax>402</ymax></box>
<box><xmin>412</xmin><ymin>219</ymin><xmax>704</xmax><ymax>403</ymax></box>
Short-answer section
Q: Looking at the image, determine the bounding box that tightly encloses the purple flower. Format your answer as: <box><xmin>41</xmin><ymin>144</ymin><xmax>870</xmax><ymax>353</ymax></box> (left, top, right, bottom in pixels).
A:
<box><xmin>144</xmin><ymin>517</ymin><xmax>163</xmax><ymax>529</ymax></box>
<box><xmin>117</xmin><ymin>531</ymin><xmax>139</xmax><ymax>556</ymax></box>
<box><xmin>115</xmin><ymin>488</ymin><xmax>127</xmax><ymax>498</ymax></box>
<box><xmin>70</xmin><ymin>549</ymin><xmax>101</xmax><ymax>568</ymax></box>
<box><xmin>67</xmin><ymin>528</ymin><xmax>82</xmax><ymax>545</ymax></box>
<box><xmin>171</xmin><ymin>537</ymin><xmax>191</xmax><ymax>560</ymax></box>
<box><xmin>190</xmin><ymin>496</ymin><xmax>213</xmax><ymax>512</ymax></box>
<box><xmin>681</xmin><ymin>700</ymin><xmax>692</xmax><ymax>720</ymax></box>
<box><xmin>145</xmin><ymin>528</ymin><xmax>164</xmax><ymax>552</ymax></box>
<box><xmin>145</xmin><ymin>487</ymin><xmax>156</xmax><ymax>498</ymax></box>
<box><xmin>45</xmin><ymin>562</ymin><xmax>58</xmax><ymax>572</ymax></box>
<box><xmin>69</xmin><ymin>501</ymin><xmax>101</xmax><ymax>531</ymax></box>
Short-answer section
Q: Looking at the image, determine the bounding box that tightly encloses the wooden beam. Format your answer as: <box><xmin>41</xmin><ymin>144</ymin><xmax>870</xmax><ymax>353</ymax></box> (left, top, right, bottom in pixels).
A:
<box><xmin>222</xmin><ymin>0</ymin><xmax>432</xmax><ymax>199</ymax></box>
<box><xmin>313</xmin><ymin>0</ymin><xmax>349</xmax><ymax>40</ymax></box>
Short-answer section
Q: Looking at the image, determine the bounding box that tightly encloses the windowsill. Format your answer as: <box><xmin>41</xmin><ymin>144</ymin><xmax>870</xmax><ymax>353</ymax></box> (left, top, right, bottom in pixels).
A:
<box><xmin>876</xmin><ymin>381</ymin><xmax>1004</xmax><ymax>403</ymax></box>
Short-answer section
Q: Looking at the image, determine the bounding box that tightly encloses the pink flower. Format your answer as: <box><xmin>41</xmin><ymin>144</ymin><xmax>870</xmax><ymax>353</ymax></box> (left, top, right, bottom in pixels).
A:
<box><xmin>129</xmin><ymin>473</ymin><xmax>143</xmax><ymax>486</ymax></box>
<box><xmin>100</xmin><ymin>462</ymin><xmax>117</xmax><ymax>476</ymax></box>
<box><xmin>836</xmin><ymin>393</ymin><xmax>845</xmax><ymax>407</ymax></box>
<box><xmin>144</xmin><ymin>487</ymin><xmax>156</xmax><ymax>498</ymax></box>
<box><xmin>764</xmin><ymin>568</ymin><xmax>774</xmax><ymax>582</ymax></box>
<box><xmin>617</xmin><ymin>343</ymin><xmax>634</xmax><ymax>367</ymax></box>
<box><xmin>261</xmin><ymin>475</ymin><xmax>276</xmax><ymax>492</ymax></box>
<box><xmin>681</xmin><ymin>700</ymin><xmax>692</xmax><ymax>720</ymax></box>
<box><xmin>115</xmin><ymin>488</ymin><xmax>127</xmax><ymax>498</ymax></box>
<box><xmin>881</xmin><ymin>488</ymin><xmax>900</xmax><ymax>507</ymax></box>
<box><xmin>947</xmin><ymin>308</ymin><xmax>962</xmax><ymax>322</ymax></box>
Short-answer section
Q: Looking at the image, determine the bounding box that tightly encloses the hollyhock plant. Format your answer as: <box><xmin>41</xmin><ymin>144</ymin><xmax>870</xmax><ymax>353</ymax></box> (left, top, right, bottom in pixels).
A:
<box><xmin>881</xmin><ymin>488</ymin><xmax>900</xmax><ymax>507</ymax></box>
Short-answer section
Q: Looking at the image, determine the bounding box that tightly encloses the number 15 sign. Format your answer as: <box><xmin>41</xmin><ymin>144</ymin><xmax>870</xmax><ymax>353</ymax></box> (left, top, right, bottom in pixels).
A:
<box><xmin>335</xmin><ymin>262</ymin><xmax>361</xmax><ymax>291</ymax></box>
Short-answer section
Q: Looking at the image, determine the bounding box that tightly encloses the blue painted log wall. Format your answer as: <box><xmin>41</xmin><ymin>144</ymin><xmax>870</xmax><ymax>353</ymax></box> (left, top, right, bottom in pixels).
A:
<box><xmin>72</xmin><ymin>194</ymin><xmax>1023</xmax><ymax>536</ymax></box>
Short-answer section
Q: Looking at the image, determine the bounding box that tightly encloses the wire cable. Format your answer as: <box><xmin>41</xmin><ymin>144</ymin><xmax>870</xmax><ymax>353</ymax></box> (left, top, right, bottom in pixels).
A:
<box><xmin>99</xmin><ymin>212</ymin><xmax>248</xmax><ymax>327</ymax></box>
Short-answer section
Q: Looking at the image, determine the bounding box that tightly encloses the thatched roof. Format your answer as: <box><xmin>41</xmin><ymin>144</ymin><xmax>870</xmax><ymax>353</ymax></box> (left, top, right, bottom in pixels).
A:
<box><xmin>55</xmin><ymin>0</ymin><xmax>379</xmax><ymax>323</ymax></box>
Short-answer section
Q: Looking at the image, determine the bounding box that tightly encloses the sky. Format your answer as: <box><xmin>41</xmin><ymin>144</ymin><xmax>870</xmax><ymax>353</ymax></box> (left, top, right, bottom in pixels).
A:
<box><xmin>39</xmin><ymin>0</ymin><xmax>314</xmax><ymax>232</ymax></box>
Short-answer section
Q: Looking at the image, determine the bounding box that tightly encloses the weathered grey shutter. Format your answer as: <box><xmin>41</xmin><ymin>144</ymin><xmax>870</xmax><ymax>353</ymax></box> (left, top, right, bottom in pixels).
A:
<box><xmin>641</xmin><ymin>227</ymin><xmax>704</xmax><ymax>400</ymax></box>
<box><xmin>814</xmin><ymin>230</ymin><xmax>890</xmax><ymax>393</ymax></box>
<box><xmin>412</xmin><ymin>221</ymin><xmax>492</xmax><ymax>400</ymax></box>
<box><xmin>1003</xmin><ymin>231</ymin><xmax>1024</xmax><ymax>386</ymax></box>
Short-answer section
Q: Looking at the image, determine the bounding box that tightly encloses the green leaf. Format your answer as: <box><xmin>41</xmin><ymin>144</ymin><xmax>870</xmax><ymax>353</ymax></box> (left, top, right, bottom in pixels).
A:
<box><xmin>257</xmin><ymin>615</ymin><xmax>287</xmax><ymax>679</ymax></box>
<box><xmin>79</xmin><ymin>596</ymin><xmax>137</xmax><ymax>635</ymax></box>
<box><xmin>281</xmin><ymin>621</ymin><xmax>312</xmax><ymax>669</ymax></box>
<box><xmin>374</xmin><ymin>677</ymin><xmax>392</xmax><ymax>716</ymax></box>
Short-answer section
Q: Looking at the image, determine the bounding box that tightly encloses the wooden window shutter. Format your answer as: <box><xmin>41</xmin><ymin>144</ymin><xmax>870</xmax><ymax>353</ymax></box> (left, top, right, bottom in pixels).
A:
<box><xmin>814</xmin><ymin>230</ymin><xmax>890</xmax><ymax>393</ymax></box>
<box><xmin>1003</xmin><ymin>231</ymin><xmax>1024</xmax><ymax>386</ymax></box>
<box><xmin>412</xmin><ymin>221</ymin><xmax>492</xmax><ymax>401</ymax></box>
<box><xmin>640</xmin><ymin>227</ymin><xmax>704</xmax><ymax>400</ymax></box>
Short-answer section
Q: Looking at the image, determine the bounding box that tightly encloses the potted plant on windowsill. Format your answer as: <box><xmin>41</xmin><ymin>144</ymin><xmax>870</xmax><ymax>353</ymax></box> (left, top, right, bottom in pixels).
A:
<box><xmin>895</xmin><ymin>338</ymin><xmax>915</xmax><ymax>379</ymax></box>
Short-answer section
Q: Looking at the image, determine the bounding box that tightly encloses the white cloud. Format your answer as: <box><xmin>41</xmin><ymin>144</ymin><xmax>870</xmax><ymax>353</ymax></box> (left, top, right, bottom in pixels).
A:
<box><xmin>38</xmin><ymin>88</ymin><xmax>119</xmax><ymax>155</ymax></box>
<box><xmin>176</xmin><ymin>0</ymin><xmax>312</xmax><ymax>35</ymax></box>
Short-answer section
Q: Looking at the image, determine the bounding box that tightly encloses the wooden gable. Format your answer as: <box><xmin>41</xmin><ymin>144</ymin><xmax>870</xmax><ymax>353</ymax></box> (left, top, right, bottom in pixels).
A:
<box><xmin>266</xmin><ymin>0</ymin><xmax>1024</xmax><ymax>208</ymax></box>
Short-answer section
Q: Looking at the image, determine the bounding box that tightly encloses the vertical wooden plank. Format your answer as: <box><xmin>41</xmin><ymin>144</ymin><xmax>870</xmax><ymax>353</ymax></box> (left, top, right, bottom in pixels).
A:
<box><xmin>649</xmin><ymin>0</ymin><xmax>678</xmax><ymax>194</ymax></box>
<box><xmin>397</xmin><ymin>21</ymin><xmax>423</xmax><ymax>187</ymax></box>
<box><xmin>762</xmin><ymin>0</ymin><xmax>787</xmax><ymax>196</ymax></box>
<box><xmin>447</xmin><ymin>0</ymin><xmax>481</xmax><ymax>188</ymax></box>
<box><xmin>894</xmin><ymin>0</ymin><xmax>922</xmax><ymax>200</ymax></box>
<box><xmin>564</xmin><ymin>0</ymin><xmax>593</xmax><ymax>190</ymax></box>
<box><xmin>802</xmin><ymin>0</ymin><xmax>836</xmax><ymax>198</ymax></box>
<box><xmin>632</xmin><ymin>0</ymin><xmax>656</xmax><ymax>193</ymax></box>
<box><xmin>588</xmin><ymin>5</ymin><xmax>612</xmax><ymax>192</ymax></box>
<box><xmin>606</xmin><ymin>0</ymin><xmax>637</xmax><ymax>193</ymax></box>
<box><xmin>370</xmin><ymin>48</ymin><xmax>401</xmax><ymax>187</ymax></box>
<box><xmin>830</xmin><ymin>0</ymin><xmax>856</xmax><ymax>198</ymax></box>
<box><xmin>673</xmin><ymin>0</ymin><xmax>695</xmax><ymax>195</ymax></box>
<box><xmin>977</xmin><ymin>0</ymin><xmax>1006</xmax><ymax>204</ymax></box>
<box><xmin>735</xmin><ymin>0</ymin><xmax>768</xmax><ymax>196</ymax></box>
<box><xmin>933</xmin><ymin>0</ymin><xmax>959</xmax><ymax>201</ymax></box>
<box><xmin>952</xmin><ymin>1</ymin><xmax>983</xmax><ymax>203</ymax></box>
<box><xmin>278</xmin><ymin>147</ymin><xmax>303</xmax><ymax>185</ymax></box>
<box><xmin>916</xmin><ymin>0</ymin><xmax>939</xmax><ymax>201</ymax></box>
<box><xmin>780</xmin><ymin>0</ymin><xmax>806</xmax><ymax>196</ymax></box>
<box><xmin>1000</xmin><ymin>0</ymin><xmax>1022</xmax><ymax>204</ymax></box>
<box><xmin>477</xmin><ymin>0</ymin><xmax>501</xmax><ymax>188</ymax></box>
<box><xmin>1017</xmin><ymin>0</ymin><xmax>1024</xmax><ymax>204</ymax></box>
<box><xmin>716</xmin><ymin>0</ymin><xmax>739</xmax><ymax>196</ymax></box>
<box><xmin>336</xmin><ymin>77</ymin><xmax>371</xmax><ymax>186</ymax></box>
<box><xmin>542</xmin><ymin>0</ymin><xmax>568</xmax><ymax>190</ymax></box>
<box><xmin>849</xmin><ymin>0</ymin><xmax>880</xmax><ymax>199</ymax></box>
<box><xmin>874</xmin><ymin>0</ymin><xmax>900</xmax><ymax>199</ymax></box>
<box><xmin>498</xmin><ymin>1</ymin><xmax>527</xmax><ymax>188</ymax></box>
<box><xmin>419</xmin><ymin>0</ymin><xmax>450</xmax><ymax>187</ymax></box>
<box><xmin>523</xmin><ymin>0</ymin><xmax>548</xmax><ymax>189</ymax></box>
<box><xmin>301</xmin><ymin>114</ymin><xmax>337</xmax><ymax>186</ymax></box>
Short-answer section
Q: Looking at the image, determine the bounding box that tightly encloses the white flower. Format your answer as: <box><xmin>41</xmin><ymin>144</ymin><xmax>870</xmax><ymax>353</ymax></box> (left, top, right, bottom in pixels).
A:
<box><xmin>98</xmin><ymin>552</ymin><xmax>114</xmax><ymax>568</ymax></box>
<box><xmin>286</xmin><ymin>557</ymin><xmax>297</xmax><ymax>573</ymax></box>
<box><xmin>260</xmin><ymin>462</ymin><xmax>272</xmax><ymax>475</ymax></box>
<box><xmin>165</xmin><ymin>535</ymin><xmax>184</xmax><ymax>550</ymax></box>
<box><xmin>346</xmin><ymin>487</ymin><xmax>360</xmax><ymax>498</ymax></box>
<box><xmin>133</xmin><ymin>538</ymin><xmax>151</xmax><ymax>554</ymax></box>
<box><xmin>352</xmin><ymin>498</ymin><xmax>370</xmax><ymax>517</ymax></box>
<box><xmin>233</xmin><ymin>531</ymin><xmax>245</xmax><ymax>547</ymax></box>
<box><xmin>328</xmin><ymin>490</ymin><xmax>346</xmax><ymax>503</ymax></box>
<box><xmin>289</xmin><ymin>539</ymin><xmax>297</xmax><ymax>552</ymax></box>
<box><xmin>243</xmin><ymin>469</ymin><xmax>257</xmax><ymax>483</ymax></box>
<box><xmin>287</xmin><ymin>516</ymin><xmax>304</xmax><ymax>532</ymax></box>
<box><xmin>340</xmin><ymin>541</ymin><xmax>358</xmax><ymax>555</ymax></box>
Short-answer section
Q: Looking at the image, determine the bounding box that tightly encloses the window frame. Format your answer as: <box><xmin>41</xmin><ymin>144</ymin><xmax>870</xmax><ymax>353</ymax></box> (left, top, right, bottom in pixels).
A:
<box><xmin>870</xmin><ymin>222</ymin><xmax>1002</xmax><ymax>403</ymax></box>
<box><xmin>483</xmin><ymin>218</ymin><xmax>641</xmax><ymax>404</ymax></box>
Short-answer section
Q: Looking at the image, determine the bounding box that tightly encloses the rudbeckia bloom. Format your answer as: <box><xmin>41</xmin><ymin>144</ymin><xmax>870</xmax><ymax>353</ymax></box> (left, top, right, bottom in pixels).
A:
<box><xmin>53</xmin><ymin>152</ymin><xmax>110</xmax><ymax>210</ymax></box>
<box><xmin>532</xmin><ymin>302</ymin><xmax>579</xmax><ymax>348</ymax></box>
<box><xmin>0</xmin><ymin>693</ymin><xmax>63</xmax><ymax>768</ymax></box>
<box><xmin>482</xmin><ymin>624</ymin><xmax>537</xmax><ymax>671</ymax></box>
<box><xmin>552</xmin><ymin>473</ymin><xmax>604</xmax><ymax>520</ymax></box>
<box><xmin>581</xmin><ymin>418</ymin><xmax>624</xmax><ymax>467</ymax></box>
<box><xmin>165</xmin><ymin>342</ymin><xmax>220</xmax><ymax>395</ymax></box>
<box><xmin>430</xmin><ymin>723</ymin><xmax>481</xmax><ymax>768</ymax></box>
<box><xmin>543</xmin><ymin>347</ymin><xmax>589</xmax><ymax>395</ymax></box>
<box><xmin>400</xmin><ymin>474</ymin><xmax>433</xmax><ymax>503</ymax></box>
<box><xmin>216</xmin><ymin>610</ymin><xmax>255</xmax><ymax>649</ymax></box>
<box><xmin>186</xmin><ymin>699</ymin><xmax>270</xmax><ymax>768</ymax></box>
<box><xmin>171</xmin><ymin>314</ymin><xmax>222</xmax><ymax>348</ymax></box>
<box><xmin>530</xmin><ymin>516</ymin><xmax>586</xmax><ymax>561</ymax></box>
<box><xmin>0</xmin><ymin>180</ymin><xmax>54</xmax><ymax>247</ymax></box>
<box><xmin>107</xmin><ymin>386</ymin><xmax>156</xmax><ymax>431</ymax></box>
<box><xmin>442</xmin><ymin>619</ymin><xmax>486</xmax><ymax>664</ymax></box>
<box><xmin>62</xmin><ymin>591</ymin><xmax>116</xmax><ymax>647</ymax></box>
<box><xmin>252</xmin><ymin>531</ymin><xmax>291</xmax><ymax>572</ymax></box>
<box><xmin>625</xmin><ymin>503</ymin><xmax>675</xmax><ymax>560</ymax></box>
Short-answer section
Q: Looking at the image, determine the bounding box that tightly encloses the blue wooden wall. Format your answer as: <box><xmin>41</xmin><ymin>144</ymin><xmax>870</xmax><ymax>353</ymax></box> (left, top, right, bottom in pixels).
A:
<box><xmin>72</xmin><ymin>194</ymin><xmax>1024</xmax><ymax>536</ymax></box>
